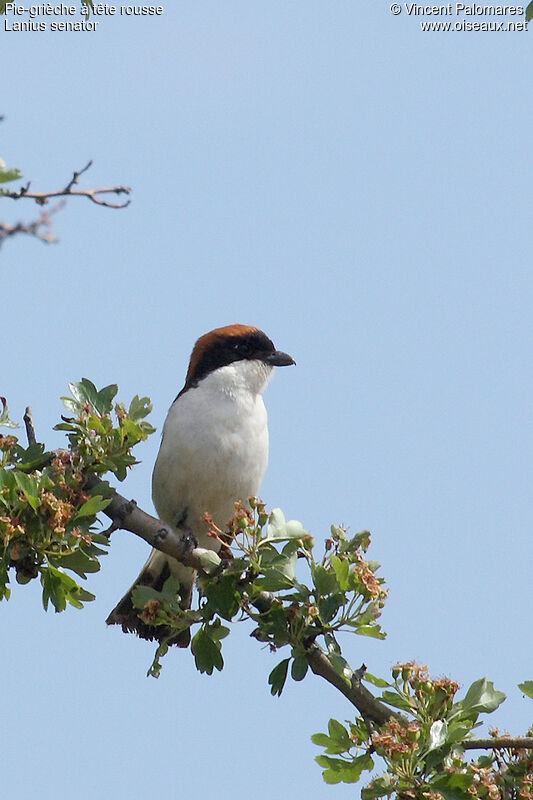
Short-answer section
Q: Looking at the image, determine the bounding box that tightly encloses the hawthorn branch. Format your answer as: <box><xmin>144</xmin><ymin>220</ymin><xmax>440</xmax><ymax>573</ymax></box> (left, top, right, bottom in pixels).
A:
<box><xmin>250</xmin><ymin>590</ymin><xmax>397</xmax><ymax>725</ymax></box>
<box><xmin>306</xmin><ymin>645</ymin><xmax>397</xmax><ymax>726</ymax></box>
<box><xmin>2</xmin><ymin>160</ymin><xmax>131</xmax><ymax>208</ymax></box>
<box><xmin>79</xmin><ymin>476</ymin><xmax>533</xmax><ymax>739</ymax></box>
<box><xmin>85</xmin><ymin>475</ymin><xmax>207</xmax><ymax>571</ymax></box>
<box><xmin>462</xmin><ymin>737</ymin><xmax>533</xmax><ymax>751</ymax></box>
<box><xmin>88</xmin><ymin>477</ymin><xmax>396</xmax><ymax>725</ymax></box>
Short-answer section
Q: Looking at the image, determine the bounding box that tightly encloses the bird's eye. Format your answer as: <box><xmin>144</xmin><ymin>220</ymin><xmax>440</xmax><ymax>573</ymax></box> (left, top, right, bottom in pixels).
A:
<box><xmin>236</xmin><ymin>341</ymin><xmax>252</xmax><ymax>356</ymax></box>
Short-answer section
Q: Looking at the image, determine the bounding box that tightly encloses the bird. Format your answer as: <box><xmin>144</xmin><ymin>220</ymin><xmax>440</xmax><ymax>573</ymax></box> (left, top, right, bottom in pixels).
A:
<box><xmin>106</xmin><ymin>324</ymin><xmax>295</xmax><ymax>646</ymax></box>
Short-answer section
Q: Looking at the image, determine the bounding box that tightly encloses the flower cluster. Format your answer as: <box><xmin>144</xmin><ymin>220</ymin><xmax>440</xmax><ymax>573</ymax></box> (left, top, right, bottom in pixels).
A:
<box><xmin>371</xmin><ymin>719</ymin><xmax>421</xmax><ymax>759</ymax></box>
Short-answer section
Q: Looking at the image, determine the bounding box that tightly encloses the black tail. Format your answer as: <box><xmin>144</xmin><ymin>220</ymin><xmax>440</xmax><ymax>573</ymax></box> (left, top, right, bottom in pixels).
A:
<box><xmin>106</xmin><ymin>555</ymin><xmax>192</xmax><ymax>648</ymax></box>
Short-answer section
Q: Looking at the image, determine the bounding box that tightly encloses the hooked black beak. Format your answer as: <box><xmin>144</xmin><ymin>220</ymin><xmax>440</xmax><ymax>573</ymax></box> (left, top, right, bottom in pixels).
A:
<box><xmin>263</xmin><ymin>350</ymin><xmax>296</xmax><ymax>367</ymax></box>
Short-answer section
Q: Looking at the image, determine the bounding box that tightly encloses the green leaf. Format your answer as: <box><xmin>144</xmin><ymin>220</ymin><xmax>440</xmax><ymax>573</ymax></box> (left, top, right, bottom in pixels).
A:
<box><xmin>41</xmin><ymin>568</ymin><xmax>66</xmax><ymax>612</ymax></box>
<box><xmin>430</xmin><ymin>772</ymin><xmax>475</xmax><ymax>800</ymax></box>
<box><xmin>263</xmin><ymin>508</ymin><xmax>309</xmax><ymax>543</ymax></box>
<box><xmin>311</xmin><ymin>730</ymin><xmax>349</xmax><ymax>756</ymax></box>
<box><xmin>0</xmin><ymin>467</ymin><xmax>16</xmax><ymax>492</ymax></box>
<box><xmin>317</xmin><ymin>753</ymin><xmax>374</xmax><ymax>785</ymax></box>
<box><xmin>312</xmin><ymin>564</ymin><xmax>339</xmax><ymax>596</ymax></box>
<box><xmin>330</xmin><ymin>555</ymin><xmax>349</xmax><ymax>590</ymax></box>
<box><xmin>128</xmin><ymin>395</ymin><xmax>152</xmax><ymax>422</ymax></box>
<box><xmin>74</xmin><ymin>495</ymin><xmax>111</xmax><ymax>519</ymax></box>
<box><xmin>256</xmin><ymin>550</ymin><xmax>297</xmax><ymax>591</ymax></box>
<box><xmin>52</xmin><ymin>548</ymin><xmax>101</xmax><ymax>579</ymax></box>
<box><xmin>0</xmin><ymin>397</ymin><xmax>18</xmax><ymax>428</ymax></box>
<box><xmin>131</xmin><ymin>584</ymin><xmax>164</xmax><ymax>610</ymax></box>
<box><xmin>0</xmin><ymin>166</ymin><xmax>23</xmax><ymax>184</ymax></box>
<box><xmin>263</xmin><ymin>507</ymin><xmax>287</xmax><ymax>540</ymax></box>
<box><xmin>268</xmin><ymin>658</ymin><xmax>290</xmax><ymax>696</ymax></box>
<box><xmin>147</xmin><ymin>640</ymin><xmax>169</xmax><ymax>679</ymax></box>
<box><xmin>54</xmin><ymin>422</ymin><xmax>78</xmax><ymax>432</ymax></box>
<box><xmin>428</xmin><ymin>720</ymin><xmax>448</xmax><ymax>750</ymax></box>
<box><xmin>363</xmin><ymin>672</ymin><xmax>390</xmax><ymax>689</ymax></box>
<box><xmin>96</xmin><ymin>383</ymin><xmax>118</xmax><ymax>413</ymax></box>
<box><xmin>361</xmin><ymin>773</ymin><xmax>394</xmax><ymax>800</ymax></box>
<box><xmin>41</xmin><ymin>565</ymin><xmax>94</xmax><ymax>612</ymax></box>
<box><xmin>197</xmin><ymin>550</ymin><xmax>221</xmax><ymax>574</ymax></box>
<box><xmin>311</xmin><ymin>732</ymin><xmax>334</xmax><ymax>748</ymax></box>
<box><xmin>15</xmin><ymin>443</ymin><xmax>52</xmax><ymax>471</ymax></box>
<box><xmin>63</xmin><ymin>396</ymin><xmax>81</xmax><ymax>415</ymax></box>
<box><xmin>355</xmin><ymin>624</ymin><xmax>386</xmax><ymax>640</ymax></box>
<box><xmin>518</xmin><ymin>680</ymin><xmax>533</xmax><ymax>699</ymax></box>
<box><xmin>291</xmin><ymin>656</ymin><xmax>308</xmax><ymax>682</ymax></box>
<box><xmin>340</xmin><ymin>529</ymin><xmax>371</xmax><ymax>554</ymax></box>
<box><xmin>459</xmin><ymin>678</ymin><xmax>506</xmax><ymax>715</ymax></box>
<box><xmin>380</xmin><ymin>690</ymin><xmax>413</xmax><ymax>712</ymax></box>
<box><xmin>69</xmin><ymin>379</ymin><xmax>99</xmax><ymax>411</ymax></box>
<box><xmin>191</xmin><ymin>626</ymin><xmax>224</xmax><ymax>675</ymax></box>
<box><xmin>160</xmin><ymin>575</ymin><xmax>181</xmax><ymax>600</ymax></box>
<box><xmin>328</xmin><ymin>718</ymin><xmax>351</xmax><ymax>748</ymax></box>
<box><xmin>317</xmin><ymin>594</ymin><xmax>342</xmax><ymax>623</ymax></box>
<box><xmin>13</xmin><ymin>471</ymin><xmax>40</xmax><ymax>510</ymax></box>
<box><xmin>527</xmin><ymin>1</ymin><xmax>533</xmax><ymax>22</ymax></box>
<box><xmin>206</xmin><ymin>618</ymin><xmax>230</xmax><ymax>642</ymax></box>
<box><xmin>203</xmin><ymin>576</ymin><xmax>240</xmax><ymax>620</ymax></box>
<box><xmin>330</xmin><ymin>524</ymin><xmax>347</xmax><ymax>542</ymax></box>
<box><xmin>445</xmin><ymin>720</ymin><xmax>474</xmax><ymax>744</ymax></box>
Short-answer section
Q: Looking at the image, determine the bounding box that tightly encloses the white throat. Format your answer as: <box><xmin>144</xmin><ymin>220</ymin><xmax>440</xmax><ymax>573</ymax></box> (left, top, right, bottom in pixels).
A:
<box><xmin>200</xmin><ymin>359</ymin><xmax>274</xmax><ymax>398</ymax></box>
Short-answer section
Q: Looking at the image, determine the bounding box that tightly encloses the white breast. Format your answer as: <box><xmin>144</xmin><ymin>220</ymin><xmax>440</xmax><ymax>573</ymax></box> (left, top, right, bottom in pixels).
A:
<box><xmin>151</xmin><ymin>360</ymin><xmax>272</xmax><ymax>548</ymax></box>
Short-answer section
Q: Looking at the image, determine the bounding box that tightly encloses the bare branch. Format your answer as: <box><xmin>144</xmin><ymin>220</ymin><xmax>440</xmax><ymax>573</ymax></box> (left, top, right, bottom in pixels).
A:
<box><xmin>23</xmin><ymin>406</ymin><xmax>36</xmax><ymax>446</ymax></box>
<box><xmin>0</xmin><ymin>203</ymin><xmax>63</xmax><ymax>248</ymax></box>
<box><xmin>463</xmin><ymin>737</ymin><xmax>533</xmax><ymax>751</ymax></box>
<box><xmin>2</xmin><ymin>160</ymin><xmax>131</xmax><ymax>208</ymax></box>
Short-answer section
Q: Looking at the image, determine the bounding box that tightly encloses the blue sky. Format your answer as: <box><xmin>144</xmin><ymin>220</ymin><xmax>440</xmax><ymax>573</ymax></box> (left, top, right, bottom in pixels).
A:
<box><xmin>2</xmin><ymin>4</ymin><xmax>533</xmax><ymax>798</ymax></box>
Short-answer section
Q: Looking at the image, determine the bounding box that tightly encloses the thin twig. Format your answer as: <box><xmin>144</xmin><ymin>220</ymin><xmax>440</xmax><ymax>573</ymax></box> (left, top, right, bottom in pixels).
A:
<box><xmin>0</xmin><ymin>203</ymin><xmax>63</xmax><ymax>248</ymax></box>
<box><xmin>2</xmin><ymin>160</ymin><xmax>131</xmax><ymax>208</ymax></box>
<box><xmin>23</xmin><ymin>406</ymin><xmax>36</xmax><ymax>446</ymax></box>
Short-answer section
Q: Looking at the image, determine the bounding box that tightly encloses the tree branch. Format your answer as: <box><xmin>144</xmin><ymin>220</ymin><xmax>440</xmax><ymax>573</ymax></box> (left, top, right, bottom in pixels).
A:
<box><xmin>306</xmin><ymin>644</ymin><xmax>397</xmax><ymax>726</ymax></box>
<box><xmin>462</xmin><ymin>737</ymin><xmax>533</xmax><ymax>751</ymax></box>
<box><xmin>85</xmin><ymin>475</ymin><xmax>208</xmax><ymax>571</ymax></box>
<box><xmin>0</xmin><ymin>203</ymin><xmax>63</xmax><ymax>248</ymax></box>
<box><xmin>2</xmin><ymin>160</ymin><xmax>131</xmax><ymax>208</ymax></box>
<box><xmin>90</xmin><ymin>476</ymin><xmax>399</xmax><ymax>725</ymax></box>
<box><xmin>81</xmin><ymin>477</ymin><xmax>533</xmax><ymax>740</ymax></box>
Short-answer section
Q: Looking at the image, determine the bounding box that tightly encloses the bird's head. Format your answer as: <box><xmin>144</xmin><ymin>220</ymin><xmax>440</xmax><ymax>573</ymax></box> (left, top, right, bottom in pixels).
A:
<box><xmin>181</xmin><ymin>324</ymin><xmax>295</xmax><ymax>395</ymax></box>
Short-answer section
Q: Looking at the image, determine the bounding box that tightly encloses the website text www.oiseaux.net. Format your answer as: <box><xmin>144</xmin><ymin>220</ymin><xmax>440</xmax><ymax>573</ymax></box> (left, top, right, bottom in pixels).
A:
<box><xmin>390</xmin><ymin>4</ymin><xmax>529</xmax><ymax>31</ymax></box>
